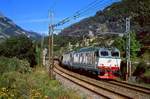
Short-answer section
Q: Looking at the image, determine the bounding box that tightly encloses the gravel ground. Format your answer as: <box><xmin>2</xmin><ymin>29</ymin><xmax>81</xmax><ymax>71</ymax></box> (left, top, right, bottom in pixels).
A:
<box><xmin>53</xmin><ymin>71</ymin><xmax>107</xmax><ymax>99</ymax></box>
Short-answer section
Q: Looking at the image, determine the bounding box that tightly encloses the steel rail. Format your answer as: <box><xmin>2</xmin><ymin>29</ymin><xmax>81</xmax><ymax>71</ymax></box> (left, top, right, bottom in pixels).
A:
<box><xmin>54</xmin><ymin>64</ymin><xmax>131</xmax><ymax>99</ymax></box>
<box><xmin>107</xmin><ymin>80</ymin><xmax>150</xmax><ymax>94</ymax></box>
<box><xmin>53</xmin><ymin>68</ymin><xmax>109</xmax><ymax>99</ymax></box>
<box><xmin>54</xmin><ymin>63</ymin><xmax>150</xmax><ymax>99</ymax></box>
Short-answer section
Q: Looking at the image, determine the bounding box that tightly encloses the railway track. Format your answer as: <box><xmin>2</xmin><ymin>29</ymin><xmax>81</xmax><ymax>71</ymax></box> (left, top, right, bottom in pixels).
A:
<box><xmin>53</xmin><ymin>63</ymin><xmax>150</xmax><ymax>99</ymax></box>
<box><xmin>53</xmin><ymin>65</ymin><xmax>129</xmax><ymax>99</ymax></box>
<box><xmin>107</xmin><ymin>80</ymin><xmax>150</xmax><ymax>95</ymax></box>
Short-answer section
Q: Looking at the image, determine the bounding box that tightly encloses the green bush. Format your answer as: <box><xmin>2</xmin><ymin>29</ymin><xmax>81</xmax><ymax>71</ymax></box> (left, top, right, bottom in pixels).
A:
<box><xmin>0</xmin><ymin>35</ymin><xmax>37</xmax><ymax>67</ymax></box>
<box><xmin>26</xmin><ymin>68</ymin><xmax>81</xmax><ymax>99</ymax></box>
<box><xmin>141</xmin><ymin>51</ymin><xmax>150</xmax><ymax>63</ymax></box>
<box><xmin>144</xmin><ymin>70</ymin><xmax>150</xmax><ymax>78</ymax></box>
<box><xmin>0</xmin><ymin>57</ymin><xmax>31</xmax><ymax>98</ymax></box>
<box><xmin>0</xmin><ymin>56</ymin><xmax>81</xmax><ymax>98</ymax></box>
<box><xmin>0</xmin><ymin>67</ymin><xmax>82</xmax><ymax>99</ymax></box>
<box><xmin>0</xmin><ymin>57</ymin><xmax>30</xmax><ymax>75</ymax></box>
<box><xmin>0</xmin><ymin>71</ymin><xmax>30</xmax><ymax>98</ymax></box>
<box><xmin>133</xmin><ymin>62</ymin><xmax>147</xmax><ymax>77</ymax></box>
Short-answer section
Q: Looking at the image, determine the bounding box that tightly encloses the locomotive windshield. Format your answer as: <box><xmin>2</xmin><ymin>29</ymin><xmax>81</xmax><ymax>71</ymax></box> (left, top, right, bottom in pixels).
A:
<box><xmin>95</xmin><ymin>51</ymin><xmax>99</xmax><ymax>57</ymax></box>
<box><xmin>111</xmin><ymin>51</ymin><xmax>119</xmax><ymax>57</ymax></box>
<box><xmin>100</xmin><ymin>51</ymin><xmax>109</xmax><ymax>56</ymax></box>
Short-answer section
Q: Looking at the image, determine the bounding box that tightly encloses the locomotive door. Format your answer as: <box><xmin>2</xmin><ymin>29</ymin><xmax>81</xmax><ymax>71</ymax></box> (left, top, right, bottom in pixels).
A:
<box><xmin>94</xmin><ymin>50</ymin><xmax>99</xmax><ymax>69</ymax></box>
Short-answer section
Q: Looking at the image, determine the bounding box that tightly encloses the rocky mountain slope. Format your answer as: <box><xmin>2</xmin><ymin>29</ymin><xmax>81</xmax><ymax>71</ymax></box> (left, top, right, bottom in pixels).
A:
<box><xmin>0</xmin><ymin>13</ymin><xmax>41</xmax><ymax>41</ymax></box>
<box><xmin>59</xmin><ymin>0</ymin><xmax>150</xmax><ymax>37</ymax></box>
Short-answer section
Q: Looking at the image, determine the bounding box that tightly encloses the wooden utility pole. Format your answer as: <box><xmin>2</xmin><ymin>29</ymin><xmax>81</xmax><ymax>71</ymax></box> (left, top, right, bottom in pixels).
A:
<box><xmin>40</xmin><ymin>33</ymin><xmax>44</xmax><ymax>67</ymax></box>
<box><xmin>126</xmin><ymin>17</ymin><xmax>131</xmax><ymax>80</ymax></box>
<box><xmin>48</xmin><ymin>11</ymin><xmax>54</xmax><ymax>79</ymax></box>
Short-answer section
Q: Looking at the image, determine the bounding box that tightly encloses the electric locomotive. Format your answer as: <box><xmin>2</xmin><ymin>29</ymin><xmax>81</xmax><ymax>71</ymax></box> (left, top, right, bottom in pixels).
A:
<box><xmin>61</xmin><ymin>47</ymin><xmax>121</xmax><ymax>79</ymax></box>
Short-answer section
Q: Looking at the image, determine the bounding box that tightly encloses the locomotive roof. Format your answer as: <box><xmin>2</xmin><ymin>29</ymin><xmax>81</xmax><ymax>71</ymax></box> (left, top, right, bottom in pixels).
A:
<box><xmin>64</xmin><ymin>47</ymin><xmax>120</xmax><ymax>54</ymax></box>
<box><xmin>78</xmin><ymin>47</ymin><xmax>99</xmax><ymax>52</ymax></box>
<box><xmin>109</xmin><ymin>47</ymin><xmax>120</xmax><ymax>52</ymax></box>
<box><xmin>76</xmin><ymin>47</ymin><xmax>113</xmax><ymax>53</ymax></box>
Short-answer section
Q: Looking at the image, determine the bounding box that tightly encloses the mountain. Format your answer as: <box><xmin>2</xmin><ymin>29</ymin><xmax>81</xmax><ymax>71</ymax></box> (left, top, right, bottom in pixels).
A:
<box><xmin>0</xmin><ymin>13</ymin><xmax>41</xmax><ymax>41</ymax></box>
<box><xmin>59</xmin><ymin>0</ymin><xmax>150</xmax><ymax>37</ymax></box>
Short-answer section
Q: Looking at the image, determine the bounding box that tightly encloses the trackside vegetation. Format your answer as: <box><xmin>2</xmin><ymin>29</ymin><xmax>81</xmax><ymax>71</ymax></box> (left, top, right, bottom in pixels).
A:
<box><xmin>0</xmin><ymin>35</ymin><xmax>36</xmax><ymax>67</ymax></box>
<box><xmin>0</xmin><ymin>57</ymin><xmax>82</xmax><ymax>98</ymax></box>
<box><xmin>0</xmin><ymin>36</ymin><xmax>82</xmax><ymax>99</ymax></box>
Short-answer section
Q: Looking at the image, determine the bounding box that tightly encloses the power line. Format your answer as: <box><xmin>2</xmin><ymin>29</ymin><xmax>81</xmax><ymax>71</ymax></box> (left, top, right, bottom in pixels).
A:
<box><xmin>78</xmin><ymin>0</ymin><xmax>109</xmax><ymax>18</ymax></box>
<box><xmin>73</xmin><ymin>0</ymin><xmax>101</xmax><ymax>17</ymax></box>
<box><xmin>62</xmin><ymin>0</ymin><xmax>101</xmax><ymax>21</ymax></box>
<box><xmin>75</xmin><ymin>0</ymin><xmax>100</xmax><ymax>13</ymax></box>
<box><xmin>76</xmin><ymin>0</ymin><xmax>105</xmax><ymax>15</ymax></box>
<box><xmin>61</xmin><ymin>0</ymin><xmax>108</xmax><ymax>27</ymax></box>
<box><xmin>53</xmin><ymin>0</ymin><xmax>107</xmax><ymax>27</ymax></box>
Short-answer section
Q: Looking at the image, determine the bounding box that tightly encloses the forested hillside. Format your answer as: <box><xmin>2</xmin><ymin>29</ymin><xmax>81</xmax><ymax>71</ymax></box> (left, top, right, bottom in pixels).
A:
<box><xmin>60</xmin><ymin>0</ymin><xmax>150</xmax><ymax>37</ymax></box>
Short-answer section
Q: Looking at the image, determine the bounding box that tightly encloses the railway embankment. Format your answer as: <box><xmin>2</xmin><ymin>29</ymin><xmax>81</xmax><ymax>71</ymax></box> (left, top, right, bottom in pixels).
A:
<box><xmin>54</xmin><ymin>62</ymin><xmax>150</xmax><ymax>99</ymax></box>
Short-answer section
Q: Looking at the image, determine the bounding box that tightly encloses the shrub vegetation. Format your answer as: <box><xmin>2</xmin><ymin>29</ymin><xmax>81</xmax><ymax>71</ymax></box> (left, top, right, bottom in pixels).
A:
<box><xmin>0</xmin><ymin>35</ymin><xmax>36</xmax><ymax>67</ymax></box>
<box><xmin>0</xmin><ymin>57</ymin><xmax>82</xmax><ymax>99</ymax></box>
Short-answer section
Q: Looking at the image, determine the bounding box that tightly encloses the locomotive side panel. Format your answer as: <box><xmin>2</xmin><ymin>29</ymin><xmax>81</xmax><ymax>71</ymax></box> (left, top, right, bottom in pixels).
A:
<box><xmin>72</xmin><ymin>51</ymin><xmax>98</xmax><ymax>70</ymax></box>
<box><xmin>62</xmin><ymin>53</ymin><xmax>72</xmax><ymax>66</ymax></box>
<box><xmin>61</xmin><ymin>47</ymin><xmax>121</xmax><ymax>79</ymax></box>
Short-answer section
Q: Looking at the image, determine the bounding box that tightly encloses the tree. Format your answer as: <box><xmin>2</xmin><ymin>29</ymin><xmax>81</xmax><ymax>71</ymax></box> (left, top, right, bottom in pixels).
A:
<box><xmin>113</xmin><ymin>31</ymin><xmax>141</xmax><ymax>58</ymax></box>
<box><xmin>130</xmin><ymin>31</ymin><xmax>141</xmax><ymax>58</ymax></box>
<box><xmin>0</xmin><ymin>35</ymin><xmax>36</xmax><ymax>67</ymax></box>
<box><xmin>112</xmin><ymin>36</ymin><xmax>126</xmax><ymax>52</ymax></box>
<box><xmin>122</xmin><ymin>0</ymin><xmax>150</xmax><ymax>27</ymax></box>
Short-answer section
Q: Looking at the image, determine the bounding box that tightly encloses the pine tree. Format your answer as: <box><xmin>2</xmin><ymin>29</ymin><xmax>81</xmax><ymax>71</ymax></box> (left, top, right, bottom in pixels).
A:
<box><xmin>130</xmin><ymin>31</ymin><xmax>141</xmax><ymax>58</ymax></box>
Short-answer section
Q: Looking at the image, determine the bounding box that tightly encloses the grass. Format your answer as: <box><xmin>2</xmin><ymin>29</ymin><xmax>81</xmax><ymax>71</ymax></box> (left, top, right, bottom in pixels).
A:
<box><xmin>144</xmin><ymin>70</ymin><xmax>150</xmax><ymax>77</ymax></box>
<box><xmin>0</xmin><ymin>67</ymin><xmax>82</xmax><ymax>99</ymax></box>
<box><xmin>28</xmin><ymin>67</ymin><xmax>82</xmax><ymax>99</ymax></box>
<box><xmin>0</xmin><ymin>57</ymin><xmax>82</xmax><ymax>99</ymax></box>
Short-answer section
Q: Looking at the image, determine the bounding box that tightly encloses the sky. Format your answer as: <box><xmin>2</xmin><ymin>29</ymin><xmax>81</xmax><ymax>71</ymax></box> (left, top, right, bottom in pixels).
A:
<box><xmin>0</xmin><ymin>0</ymin><xmax>120</xmax><ymax>35</ymax></box>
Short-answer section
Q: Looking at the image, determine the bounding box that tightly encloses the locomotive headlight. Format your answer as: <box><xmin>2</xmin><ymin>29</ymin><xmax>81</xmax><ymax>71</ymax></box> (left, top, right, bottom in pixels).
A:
<box><xmin>100</xmin><ymin>64</ymin><xmax>104</xmax><ymax>66</ymax></box>
<box><xmin>104</xmin><ymin>73</ymin><xmax>108</xmax><ymax>76</ymax></box>
<box><xmin>95</xmin><ymin>62</ymin><xmax>97</xmax><ymax>65</ymax></box>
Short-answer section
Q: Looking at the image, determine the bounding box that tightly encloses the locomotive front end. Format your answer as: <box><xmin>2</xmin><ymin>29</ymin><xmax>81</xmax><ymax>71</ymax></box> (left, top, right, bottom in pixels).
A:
<box><xmin>97</xmin><ymin>48</ymin><xmax>121</xmax><ymax>79</ymax></box>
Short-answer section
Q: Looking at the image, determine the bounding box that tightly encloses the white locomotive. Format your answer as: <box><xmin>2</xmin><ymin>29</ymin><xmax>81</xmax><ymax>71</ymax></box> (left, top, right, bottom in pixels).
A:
<box><xmin>61</xmin><ymin>47</ymin><xmax>121</xmax><ymax>79</ymax></box>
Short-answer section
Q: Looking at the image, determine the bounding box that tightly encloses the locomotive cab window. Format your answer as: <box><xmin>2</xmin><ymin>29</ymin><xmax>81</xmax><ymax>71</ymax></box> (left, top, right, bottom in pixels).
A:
<box><xmin>111</xmin><ymin>51</ymin><xmax>119</xmax><ymax>57</ymax></box>
<box><xmin>100</xmin><ymin>51</ymin><xmax>109</xmax><ymax>56</ymax></box>
<box><xmin>95</xmin><ymin>51</ymin><xmax>99</xmax><ymax>57</ymax></box>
